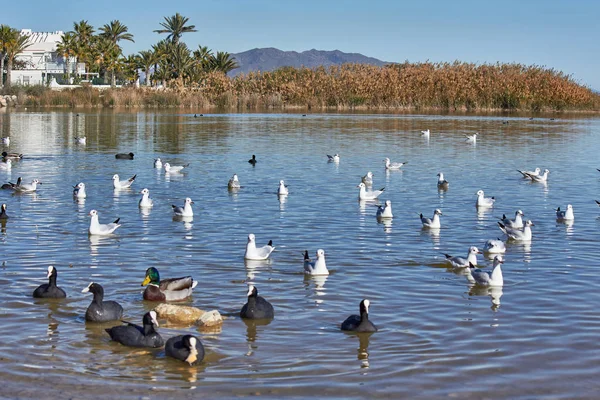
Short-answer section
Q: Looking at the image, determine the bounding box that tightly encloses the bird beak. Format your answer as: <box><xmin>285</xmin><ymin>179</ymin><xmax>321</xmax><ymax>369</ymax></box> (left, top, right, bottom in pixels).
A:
<box><xmin>141</xmin><ymin>276</ymin><xmax>151</xmax><ymax>286</ymax></box>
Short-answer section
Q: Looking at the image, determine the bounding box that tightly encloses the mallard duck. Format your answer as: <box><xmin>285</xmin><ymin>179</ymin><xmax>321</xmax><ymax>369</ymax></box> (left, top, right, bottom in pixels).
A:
<box><xmin>1</xmin><ymin>151</ymin><xmax>23</xmax><ymax>160</ymax></box>
<box><xmin>105</xmin><ymin>311</ymin><xmax>164</xmax><ymax>348</ymax></box>
<box><xmin>141</xmin><ymin>267</ymin><xmax>197</xmax><ymax>301</ymax></box>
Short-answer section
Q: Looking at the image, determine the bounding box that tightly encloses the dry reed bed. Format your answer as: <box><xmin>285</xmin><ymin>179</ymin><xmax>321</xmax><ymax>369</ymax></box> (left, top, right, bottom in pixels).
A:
<box><xmin>14</xmin><ymin>62</ymin><xmax>600</xmax><ymax>111</ymax></box>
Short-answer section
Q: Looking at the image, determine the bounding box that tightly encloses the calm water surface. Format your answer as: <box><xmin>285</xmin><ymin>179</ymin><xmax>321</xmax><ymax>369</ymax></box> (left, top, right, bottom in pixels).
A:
<box><xmin>0</xmin><ymin>110</ymin><xmax>599</xmax><ymax>399</ymax></box>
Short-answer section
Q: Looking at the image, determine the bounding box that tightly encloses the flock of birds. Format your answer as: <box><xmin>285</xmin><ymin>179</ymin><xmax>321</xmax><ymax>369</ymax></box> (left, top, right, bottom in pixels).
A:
<box><xmin>0</xmin><ymin>125</ymin><xmax>595</xmax><ymax>368</ymax></box>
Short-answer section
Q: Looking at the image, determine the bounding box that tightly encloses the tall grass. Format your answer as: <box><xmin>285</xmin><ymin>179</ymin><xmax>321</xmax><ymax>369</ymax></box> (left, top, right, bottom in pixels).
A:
<box><xmin>9</xmin><ymin>62</ymin><xmax>600</xmax><ymax>111</ymax></box>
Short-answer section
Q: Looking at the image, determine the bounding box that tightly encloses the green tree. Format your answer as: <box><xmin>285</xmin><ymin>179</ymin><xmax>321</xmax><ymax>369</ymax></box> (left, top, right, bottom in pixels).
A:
<box><xmin>154</xmin><ymin>13</ymin><xmax>197</xmax><ymax>45</ymax></box>
<box><xmin>137</xmin><ymin>50</ymin><xmax>159</xmax><ymax>87</ymax></box>
<box><xmin>2</xmin><ymin>28</ymin><xmax>31</xmax><ymax>88</ymax></box>
<box><xmin>208</xmin><ymin>51</ymin><xmax>239</xmax><ymax>74</ymax></box>
<box><xmin>99</xmin><ymin>20</ymin><xmax>134</xmax><ymax>86</ymax></box>
<box><xmin>56</xmin><ymin>32</ymin><xmax>77</xmax><ymax>83</ymax></box>
<box><xmin>70</xmin><ymin>20</ymin><xmax>95</xmax><ymax>79</ymax></box>
<box><xmin>0</xmin><ymin>24</ymin><xmax>14</xmax><ymax>88</ymax></box>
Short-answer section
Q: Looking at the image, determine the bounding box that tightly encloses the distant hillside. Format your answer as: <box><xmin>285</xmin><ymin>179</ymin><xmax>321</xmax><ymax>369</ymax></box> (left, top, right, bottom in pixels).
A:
<box><xmin>230</xmin><ymin>48</ymin><xmax>388</xmax><ymax>76</ymax></box>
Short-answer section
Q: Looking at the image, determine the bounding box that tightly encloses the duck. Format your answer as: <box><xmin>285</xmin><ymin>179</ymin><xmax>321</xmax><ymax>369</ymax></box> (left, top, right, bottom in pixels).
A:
<box><xmin>444</xmin><ymin>246</ymin><xmax>481</xmax><ymax>268</ymax></box>
<box><xmin>361</xmin><ymin>171</ymin><xmax>374</xmax><ymax>186</ymax></box>
<box><xmin>240</xmin><ymin>285</ymin><xmax>275</xmax><ymax>319</ymax></box>
<box><xmin>341</xmin><ymin>299</ymin><xmax>378</xmax><ymax>332</ymax></box>
<box><xmin>384</xmin><ymin>157</ymin><xmax>407</xmax><ymax>170</ymax></box>
<box><xmin>115</xmin><ymin>152</ymin><xmax>134</xmax><ymax>160</ymax></box>
<box><xmin>357</xmin><ymin>182</ymin><xmax>384</xmax><ymax>201</ymax></box>
<box><xmin>556</xmin><ymin>204</ymin><xmax>574</xmax><ymax>221</ymax></box>
<box><xmin>82</xmin><ymin>282</ymin><xmax>123</xmax><ymax>322</ymax></box>
<box><xmin>154</xmin><ymin>158</ymin><xmax>163</xmax><ymax>168</ymax></box>
<box><xmin>248</xmin><ymin>155</ymin><xmax>257</xmax><ymax>165</ymax></box>
<box><xmin>376</xmin><ymin>200</ymin><xmax>393</xmax><ymax>219</ymax></box>
<box><xmin>0</xmin><ymin>203</ymin><xmax>8</xmax><ymax>219</ymax></box>
<box><xmin>499</xmin><ymin>210</ymin><xmax>524</xmax><ymax>229</ymax></box>
<box><xmin>244</xmin><ymin>233</ymin><xmax>275</xmax><ymax>260</ymax></box>
<box><xmin>1</xmin><ymin>151</ymin><xmax>23</xmax><ymax>160</ymax></box>
<box><xmin>420</xmin><ymin>209</ymin><xmax>442</xmax><ymax>229</ymax></box>
<box><xmin>164</xmin><ymin>162</ymin><xmax>189</xmax><ymax>173</ymax></box>
<box><xmin>112</xmin><ymin>174</ymin><xmax>136</xmax><ymax>189</ymax></box>
<box><xmin>1</xmin><ymin>176</ymin><xmax>21</xmax><ymax>190</ymax></box>
<box><xmin>139</xmin><ymin>188</ymin><xmax>153</xmax><ymax>208</ymax></box>
<box><xmin>437</xmin><ymin>172</ymin><xmax>449</xmax><ymax>189</ymax></box>
<box><xmin>468</xmin><ymin>255</ymin><xmax>504</xmax><ymax>287</ymax></box>
<box><xmin>141</xmin><ymin>267</ymin><xmax>197</xmax><ymax>302</ymax></box>
<box><xmin>228</xmin><ymin>174</ymin><xmax>241</xmax><ymax>189</ymax></box>
<box><xmin>278</xmin><ymin>180</ymin><xmax>289</xmax><ymax>195</ymax></box>
<box><xmin>498</xmin><ymin>219</ymin><xmax>534</xmax><ymax>241</ymax></box>
<box><xmin>483</xmin><ymin>238</ymin><xmax>506</xmax><ymax>254</ymax></box>
<box><xmin>105</xmin><ymin>311</ymin><xmax>164</xmax><ymax>348</ymax></box>
<box><xmin>32</xmin><ymin>266</ymin><xmax>66</xmax><ymax>298</ymax></box>
<box><xmin>166</xmin><ymin>335</ymin><xmax>204</xmax><ymax>365</ymax></box>
<box><xmin>72</xmin><ymin>182</ymin><xmax>86</xmax><ymax>199</ymax></box>
<box><xmin>88</xmin><ymin>209</ymin><xmax>121</xmax><ymax>235</ymax></box>
<box><xmin>304</xmin><ymin>249</ymin><xmax>329</xmax><ymax>276</ymax></box>
<box><xmin>327</xmin><ymin>153</ymin><xmax>340</xmax><ymax>163</ymax></box>
<box><xmin>0</xmin><ymin>159</ymin><xmax>11</xmax><ymax>170</ymax></box>
<box><xmin>172</xmin><ymin>197</ymin><xmax>194</xmax><ymax>217</ymax></box>
<box><xmin>476</xmin><ymin>190</ymin><xmax>495</xmax><ymax>208</ymax></box>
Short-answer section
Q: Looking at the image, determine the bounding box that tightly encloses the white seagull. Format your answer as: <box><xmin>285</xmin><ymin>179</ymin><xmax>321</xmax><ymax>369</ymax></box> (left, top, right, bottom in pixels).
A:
<box><xmin>421</xmin><ymin>209</ymin><xmax>442</xmax><ymax>229</ymax></box>
<box><xmin>228</xmin><ymin>174</ymin><xmax>241</xmax><ymax>189</ymax></box>
<box><xmin>1</xmin><ymin>137</ymin><xmax>10</xmax><ymax>145</ymax></box>
<box><xmin>526</xmin><ymin>169</ymin><xmax>549</xmax><ymax>183</ymax></box>
<box><xmin>75</xmin><ymin>136</ymin><xmax>86</xmax><ymax>144</ymax></box>
<box><xmin>517</xmin><ymin>167</ymin><xmax>540</xmax><ymax>178</ymax></box>
<box><xmin>437</xmin><ymin>172</ymin><xmax>449</xmax><ymax>189</ymax></box>
<box><xmin>384</xmin><ymin>157</ymin><xmax>407</xmax><ymax>170</ymax></box>
<box><xmin>483</xmin><ymin>239</ymin><xmax>506</xmax><ymax>255</ymax></box>
<box><xmin>73</xmin><ymin>182</ymin><xmax>86</xmax><ymax>198</ymax></box>
<box><xmin>112</xmin><ymin>174</ymin><xmax>136</xmax><ymax>189</ymax></box>
<box><xmin>476</xmin><ymin>190</ymin><xmax>495</xmax><ymax>208</ymax></box>
<box><xmin>327</xmin><ymin>154</ymin><xmax>340</xmax><ymax>163</ymax></box>
<box><xmin>139</xmin><ymin>188</ymin><xmax>153</xmax><ymax>208</ymax></box>
<box><xmin>88</xmin><ymin>209</ymin><xmax>121</xmax><ymax>235</ymax></box>
<box><xmin>556</xmin><ymin>204</ymin><xmax>574</xmax><ymax>221</ymax></box>
<box><xmin>278</xmin><ymin>180</ymin><xmax>289</xmax><ymax>196</ymax></box>
<box><xmin>465</xmin><ymin>133</ymin><xmax>478</xmax><ymax>143</ymax></box>
<box><xmin>304</xmin><ymin>249</ymin><xmax>329</xmax><ymax>276</ymax></box>
<box><xmin>15</xmin><ymin>179</ymin><xmax>41</xmax><ymax>193</ymax></box>
<box><xmin>499</xmin><ymin>210</ymin><xmax>524</xmax><ymax>229</ymax></box>
<box><xmin>444</xmin><ymin>246</ymin><xmax>482</xmax><ymax>269</ymax></box>
<box><xmin>164</xmin><ymin>162</ymin><xmax>189</xmax><ymax>173</ymax></box>
<box><xmin>172</xmin><ymin>197</ymin><xmax>194</xmax><ymax>217</ymax></box>
<box><xmin>357</xmin><ymin>182</ymin><xmax>384</xmax><ymax>200</ymax></box>
<box><xmin>154</xmin><ymin>158</ymin><xmax>163</xmax><ymax>168</ymax></box>
<box><xmin>420</xmin><ymin>129</ymin><xmax>430</xmax><ymax>138</ymax></box>
<box><xmin>498</xmin><ymin>219</ymin><xmax>534</xmax><ymax>241</ymax></box>
<box><xmin>468</xmin><ymin>255</ymin><xmax>504</xmax><ymax>287</ymax></box>
<box><xmin>376</xmin><ymin>200</ymin><xmax>393</xmax><ymax>219</ymax></box>
<box><xmin>0</xmin><ymin>159</ymin><xmax>11</xmax><ymax>171</ymax></box>
<box><xmin>244</xmin><ymin>233</ymin><xmax>275</xmax><ymax>260</ymax></box>
<box><xmin>362</xmin><ymin>171</ymin><xmax>374</xmax><ymax>186</ymax></box>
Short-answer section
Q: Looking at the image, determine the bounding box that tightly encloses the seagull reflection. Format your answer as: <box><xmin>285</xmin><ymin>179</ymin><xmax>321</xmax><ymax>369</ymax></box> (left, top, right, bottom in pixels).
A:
<box><xmin>278</xmin><ymin>194</ymin><xmax>287</xmax><ymax>210</ymax></box>
<box><xmin>173</xmin><ymin>215</ymin><xmax>193</xmax><ymax>230</ymax></box>
<box><xmin>74</xmin><ymin>196</ymin><xmax>86</xmax><ymax>211</ymax></box>
<box><xmin>477</xmin><ymin>207</ymin><xmax>493</xmax><ymax>224</ymax></box>
<box><xmin>421</xmin><ymin>227</ymin><xmax>440</xmax><ymax>247</ymax></box>
<box><xmin>88</xmin><ymin>234</ymin><xmax>117</xmax><ymax>255</ymax></box>
<box><xmin>112</xmin><ymin>187</ymin><xmax>132</xmax><ymax>198</ymax></box>
<box><xmin>357</xmin><ymin>333</ymin><xmax>372</xmax><ymax>369</ymax></box>
<box><xmin>303</xmin><ymin>274</ymin><xmax>328</xmax><ymax>305</ymax></box>
<box><xmin>140</xmin><ymin>206</ymin><xmax>151</xmax><ymax>218</ymax></box>
<box><xmin>244</xmin><ymin>259</ymin><xmax>272</xmax><ymax>282</ymax></box>
<box><xmin>377</xmin><ymin>216</ymin><xmax>393</xmax><ymax>233</ymax></box>
<box><xmin>469</xmin><ymin>285</ymin><xmax>504</xmax><ymax>311</ymax></box>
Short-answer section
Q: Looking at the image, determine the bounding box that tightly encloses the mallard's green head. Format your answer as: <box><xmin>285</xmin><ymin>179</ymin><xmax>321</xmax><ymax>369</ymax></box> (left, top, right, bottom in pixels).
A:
<box><xmin>141</xmin><ymin>267</ymin><xmax>160</xmax><ymax>286</ymax></box>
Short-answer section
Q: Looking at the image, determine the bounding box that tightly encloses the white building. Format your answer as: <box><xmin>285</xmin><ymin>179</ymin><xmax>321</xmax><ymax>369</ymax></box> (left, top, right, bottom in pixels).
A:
<box><xmin>10</xmin><ymin>29</ymin><xmax>85</xmax><ymax>86</ymax></box>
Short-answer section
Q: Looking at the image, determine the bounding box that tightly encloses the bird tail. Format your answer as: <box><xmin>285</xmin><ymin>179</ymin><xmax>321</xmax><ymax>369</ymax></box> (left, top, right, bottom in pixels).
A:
<box><xmin>113</xmin><ymin>218</ymin><xmax>120</xmax><ymax>224</ymax></box>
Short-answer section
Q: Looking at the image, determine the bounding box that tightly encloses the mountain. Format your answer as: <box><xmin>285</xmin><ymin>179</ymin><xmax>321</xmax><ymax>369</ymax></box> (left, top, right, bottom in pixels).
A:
<box><xmin>230</xmin><ymin>48</ymin><xmax>388</xmax><ymax>76</ymax></box>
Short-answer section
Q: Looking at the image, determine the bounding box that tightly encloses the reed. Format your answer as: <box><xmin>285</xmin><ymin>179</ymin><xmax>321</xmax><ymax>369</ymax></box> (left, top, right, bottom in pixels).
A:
<box><xmin>9</xmin><ymin>62</ymin><xmax>600</xmax><ymax>111</ymax></box>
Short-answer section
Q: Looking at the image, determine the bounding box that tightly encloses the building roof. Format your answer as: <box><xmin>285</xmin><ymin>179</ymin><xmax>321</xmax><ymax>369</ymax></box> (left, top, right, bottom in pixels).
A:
<box><xmin>20</xmin><ymin>29</ymin><xmax>64</xmax><ymax>53</ymax></box>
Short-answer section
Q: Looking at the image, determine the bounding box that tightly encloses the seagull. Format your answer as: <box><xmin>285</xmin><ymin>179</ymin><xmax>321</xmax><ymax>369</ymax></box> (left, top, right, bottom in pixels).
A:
<box><xmin>376</xmin><ymin>200</ymin><xmax>393</xmax><ymax>219</ymax></box>
<box><xmin>361</xmin><ymin>171</ymin><xmax>374</xmax><ymax>186</ymax></box>
<box><xmin>72</xmin><ymin>182</ymin><xmax>86</xmax><ymax>198</ymax></box>
<box><xmin>444</xmin><ymin>246</ymin><xmax>482</xmax><ymax>269</ymax></box>
<box><xmin>526</xmin><ymin>169</ymin><xmax>549</xmax><ymax>183</ymax></box>
<box><xmin>228</xmin><ymin>174</ymin><xmax>241</xmax><ymax>189</ymax></box>
<box><xmin>88</xmin><ymin>209</ymin><xmax>121</xmax><ymax>235</ymax></box>
<box><xmin>468</xmin><ymin>255</ymin><xmax>504</xmax><ymax>287</ymax></box>
<box><xmin>483</xmin><ymin>239</ymin><xmax>506</xmax><ymax>254</ymax></box>
<box><xmin>517</xmin><ymin>167</ymin><xmax>540</xmax><ymax>178</ymax></box>
<box><xmin>476</xmin><ymin>190</ymin><xmax>495</xmax><ymax>208</ymax></box>
<box><xmin>1</xmin><ymin>137</ymin><xmax>10</xmax><ymax>145</ymax></box>
<box><xmin>14</xmin><ymin>179</ymin><xmax>41</xmax><ymax>193</ymax></box>
<box><xmin>421</xmin><ymin>209</ymin><xmax>442</xmax><ymax>229</ymax></box>
<box><xmin>556</xmin><ymin>204</ymin><xmax>574</xmax><ymax>221</ymax></box>
<box><xmin>172</xmin><ymin>197</ymin><xmax>194</xmax><ymax>217</ymax></box>
<box><xmin>420</xmin><ymin>129</ymin><xmax>430</xmax><ymax>138</ymax></box>
<box><xmin>595</xmin><ymin>200</ymin><xmax>600</xmax><ymax>207</ymax></box>
<box><xmin>0</xmin><ymin>159</ymin><xmax>11</xmax><ymax>170</ymax></box>
<box><xmin>499</xmin><ymin>210</ymin><xmax>524</xmax><ymax>229</ymax></box>
<box><xmin>154</xmin><ymin>158</ymin><xmax>163</xmax><ymax>168</ymax></box>
<box><xmin>75</xmin><ymin>136</ymin><xmax>86</xmax><ymax>144</ymax></box>
<box><xmin>384</xmin><ymin>157</ymin><xmax>407</xmax><ymax>170</ymax></box>
<box><xmin>278</xmin><ymin>180</ymin><xmax>289</xmax><ymax>196</ymax></box>
<box><xmin>436</xmin><ymin>172</ymin><xmax>449</xmax><ymax>189</ymax></box>
<box><xmin>139</xmin><ymin>188</ymin><xmax>153</xmax><ymax>208</ymax></box>
<box><xmin>244</xmin><ymin>233</ymin><xmax>275</xmax><ymax>260</ymax></box>
<box><xmin>465</xmin><ymin>133</ymin><xmax>478</xmax><ymax>143</ymax></box>
<box><xmin>164</xmin><ymin>162</ymin><xmax>189</xmax><ymax>173</ymax></box>
<box><xmin>498</xmin><ymin>219</ymin><xmax>534</xmax><ymax>241</ymax></box>
<box><xmin>357</xmin><ymin>182</ymin><xmax>384</xmax><ymax>200</ymax></box>
<box><xmin>327</xmin><ymin>154</ymin><xmax>340</xmax><ymax>163</ymax></box>
<box><xmin>304</xmin><ymin>249</ymin><xmax>329</xmax><ymax>276</ymax></box>
<box><xmin>112</xmin><ymin>174</ymin><xmax>136</xmax><ymax>189</ymax></box>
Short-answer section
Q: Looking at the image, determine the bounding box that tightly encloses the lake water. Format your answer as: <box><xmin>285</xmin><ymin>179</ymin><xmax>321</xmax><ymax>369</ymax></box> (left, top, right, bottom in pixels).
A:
<box><xmin>0</xmin><ymin>110</ymin><xmax>599</xmax><ymax>399</ymax></box>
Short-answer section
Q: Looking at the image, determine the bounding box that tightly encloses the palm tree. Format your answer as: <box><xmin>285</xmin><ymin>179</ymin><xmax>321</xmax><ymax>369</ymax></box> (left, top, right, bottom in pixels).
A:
<box><xmin>193</xmin><ymin>45</ymin><xmax>213</xmax><ymax>71</ymax></box>
<box><xmin>154</xmin><ymin>13</ymin><xmax>197</xmax><ymax>44</ymax></box>
<box><xmin>137</xmin><ymin>50</ymin><xmax>159</xmax><ymax>87</ymax></box>
<box><xmin>70</xmin><ymin>20</ymin><xmax>95</xmax><ymax>79</ymax></box>
<box><xmin>121</xmin><ymin>54</ymin><xmax>141</xmax><ymax>84</ymax></box>
<box><xmin>170</xmin><ymin>42</ymin><xmax>193</xmax><ymax>85</ymax></box>
<box><xmin>151</xmin><ymin>40</ymin><xmax>172</xmax><ymax>87</ymax></box>
<box><xmin>56</xmin><ymin>32</ymin><xmax>77</xmax><ymax>83</ymax></box>
<box><xmin>99</xmin><ymin>20</ymin><xmax>134</xmax><ymax>86</ymax></box>
<box><xmin>3</xmin><ymin>28</ymin><xmax>31</xmax><ymax>88</ymax></box>
<box><xmin>209</xmin><ymin>51</ymin><xmax>239</xmax><ymax>74</ymax></box>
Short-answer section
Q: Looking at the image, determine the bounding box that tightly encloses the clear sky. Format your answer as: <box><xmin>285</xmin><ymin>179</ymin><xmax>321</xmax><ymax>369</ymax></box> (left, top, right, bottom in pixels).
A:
<box><xmin>3</xmin><ymin>0</ymin><xmax>599</xmax><ymax>89</ymax></box>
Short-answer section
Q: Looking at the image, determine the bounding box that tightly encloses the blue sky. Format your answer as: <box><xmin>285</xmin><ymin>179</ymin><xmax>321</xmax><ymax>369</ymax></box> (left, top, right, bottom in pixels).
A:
<box><xmin>3</xmin><ymin>0</ymin><xmax>599</xmax><ymax>89</ymax></box>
